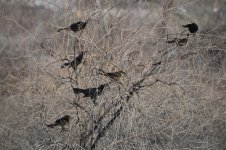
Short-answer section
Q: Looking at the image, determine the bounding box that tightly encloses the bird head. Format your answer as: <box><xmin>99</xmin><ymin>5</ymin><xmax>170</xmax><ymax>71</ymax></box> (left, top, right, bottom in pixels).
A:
<box><xmin>64</xmin><ymin>115</ymin><xmax>71</xmax><ymax>120</ymax></box>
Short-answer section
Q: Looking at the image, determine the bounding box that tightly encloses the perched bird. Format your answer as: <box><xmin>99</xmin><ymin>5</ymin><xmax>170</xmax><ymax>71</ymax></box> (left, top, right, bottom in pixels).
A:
<box><xmin>177</xmin><ymin>37</ymin><xmax>188</xmax><ymax>46</ymax></box>
<box><xmin>98</xmin><ymin>69</ymin><xmax>126</xmax><ymax>81</ymax></box>
<box><xmin>61</xmin><ymin>51</ymin><xmax>86</xmax><ymax>70</ymax></box>
<box><xmin>57</xmin><ymin>11</ymin><xmax>99</xmax><ymax>33</ymax></box>
<box><xmin>58</xmin><ymin>21</ymin><xmax>87</xmax><ymax>33</ymax></box>
<box><xmin>166</xmin><ymin>38</ymin><xmax>177</xmax><ymax>44</ymax></box>
<box><xmin>166</xmin><ymin>33</ymin><xmax>189</xmax><ymax>46</ymax></box>
<box><xmin>73</xmin><ymin>84</ymin><xmax>108</xmax><ymax>105</ymax></box>
<box><xmin>47</xmin><ymin>115</ymin><xmax>71</xmax><ymax>129</ymax></box>
<box><xmin>183</xmin><ymin>23</ymin><xmax>198</xmax><ymax>33</ymax></box>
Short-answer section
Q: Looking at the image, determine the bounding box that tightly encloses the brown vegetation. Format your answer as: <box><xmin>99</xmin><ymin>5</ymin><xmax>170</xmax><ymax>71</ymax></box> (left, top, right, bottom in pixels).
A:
<box><xmin>1</xmin><ymin>0</ymin><xmax>226</xmax><ymax>149</ymax></box>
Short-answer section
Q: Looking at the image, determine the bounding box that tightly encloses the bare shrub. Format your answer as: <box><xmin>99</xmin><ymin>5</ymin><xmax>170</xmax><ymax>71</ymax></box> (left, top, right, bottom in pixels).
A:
<box><xmin>1</xmin><ymin>0</ymin><xmax>226</xmax><ymax>150</ymax></box>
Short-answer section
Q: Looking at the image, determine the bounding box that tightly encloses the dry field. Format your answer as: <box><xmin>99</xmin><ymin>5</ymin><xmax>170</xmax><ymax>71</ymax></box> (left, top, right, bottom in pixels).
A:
<box><xmin>1</xmin><ymin>0</ymin><xmax>226</xmax><ymax>149</ymax></box>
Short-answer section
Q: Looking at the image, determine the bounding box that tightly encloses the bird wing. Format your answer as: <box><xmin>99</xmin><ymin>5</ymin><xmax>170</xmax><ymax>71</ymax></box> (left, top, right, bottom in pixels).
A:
<box><xmin>47</xmin><ymin>124</ymin><xmax>55</xmax><ymax>128</ymax></box>
<box><xmin>178</xmin><ymin>38</ymin><xmax>188</xmax><ymax>46</ymax></box>
<box><xmin>107</xmin><ymin>72</ymin><xmax>120</xmax><ymax>78</ymax></box>
<box><xmin>55</xmin><ymin>118</ymin><xmax>63</xmax><ymax>125</ymax></box>
<box><xmin>75</xmin><ymin>52</ymin><xmax>84</xmax><ymax>66</ymax></box>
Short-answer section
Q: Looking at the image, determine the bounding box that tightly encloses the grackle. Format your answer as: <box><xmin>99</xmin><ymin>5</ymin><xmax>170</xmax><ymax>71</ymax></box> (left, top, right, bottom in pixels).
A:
<box><xmin>73</xmin><ymin>84</ymin><xmax>108</xmax><ymax>105</ymax></box>
<box><xmin>166</xmin><ymin>33</ymin><xmax>189</xmax><ymax>46</ymax></box>
<box><xmin>183</xmin><ymin>23</ymin><xmax>198</xmax><ymax>33</ymax></box>
<box><xmin>47</xmin><ymin>115</ymin><xmax>70</xmax><ymax>129</ymax></box>
<box><xmin>57</xmin><ymin>11</ymin><xmax>98</xmax><ymax>33</ymax></box>
<box><xmin>61</xmin><ymin>51</ymin><xmax>86</xmax><ymax>70</ymax></box>
<box><xmin>177</xmin><ymin>37</ymin><xmax>188</xmax><ymax>46</ymax></box>
<box><xmin>58</xmin><ymin>21</ymin><xmax>87</xmax><ymax>33</ymax></box>
<box><xmin>98</xmin><ymin>69</ymin><xmax>126</xmax><ymax>81</ymax></box>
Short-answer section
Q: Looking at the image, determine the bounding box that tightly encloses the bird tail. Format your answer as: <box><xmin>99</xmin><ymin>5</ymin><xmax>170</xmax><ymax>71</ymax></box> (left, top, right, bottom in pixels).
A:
<box><xmin>47</xmin><ymin>124</ymin><xmax>55</xmax><ymax>128</ymax></box>
<box><xmin>73</xmin><ymin>88</ymin><xmax>85</xmax><ymax>94</ymax></box>
<box><xmin>166</xmin><ymin>39</ymin><xmax>176</xmax><ymax>44</ymax></box>
<box><xmin>61</xmin><ymin>62</ymin><xmax>70</xmax><ymax>68</ymax></box>
<box><xmin>58</xmin><ymin>27</ymin><xmax>69</xmax><ymax>32</ymax></box>
<box><xmin>182</xmin><ymin>25</ymin><xmax>189</xmax><ymax>28</ymax></box>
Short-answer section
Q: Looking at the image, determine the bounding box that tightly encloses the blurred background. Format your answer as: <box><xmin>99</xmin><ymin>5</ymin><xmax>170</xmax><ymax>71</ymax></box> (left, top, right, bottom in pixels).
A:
<box><xmin>1</xmin><ymin>0</ymin><xmax>226</xmax><ymax>149</ymax></box>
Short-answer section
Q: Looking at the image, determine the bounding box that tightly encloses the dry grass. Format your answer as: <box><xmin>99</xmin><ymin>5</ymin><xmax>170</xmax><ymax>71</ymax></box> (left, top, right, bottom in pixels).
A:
<box><xmin>1</xmin><ymin>0</ymin><xmax>226</xmax><ymax>149</ymax></box>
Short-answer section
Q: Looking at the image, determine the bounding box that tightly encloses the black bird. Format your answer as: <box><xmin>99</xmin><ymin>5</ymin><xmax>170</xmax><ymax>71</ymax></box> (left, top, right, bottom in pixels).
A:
<box><xmin>177</xmin><ymin>37</ymin><xmax>188</xmax><ymax>46</ymax></box>
<box><xmin>47</xmin><ymin>115</ymin><xmax>71</xmax><ymax>129</ymax></box>
<box><xmin>166</xmin><ymin>33</ymin><xmax>189</xmax><ymax>46</ymax></box>
<box><xmin>61</xmin><ymin>51</ymin><xmax>86</xmax><ymax>70</ymax></box>
<box><xmin>166</xmin><ymin>38</ymin><xmax>177</xmax><ymax>44</ymax></box>
<box><xmin>183</xmin><ymin>23</ymin><xmax>198</xmax><ymax>33</ymax></box>
<box><xmin>98</xmin><ymin>69</ymin><xmax>126</xmax><ymax>81</ymax></box>
<box><xmin>58</xmin><ymin>21</ymin><xmax>87</xmax><ymax>33</ymax></box>
<box><xmin>73</xmin><ymin>84</ymin><xmax>108</xmax><ymax>105</ymax></box>
<box><xmin>58</xmin><ymin>11</ymin><xmax>99</xmax><ymax>33</ymax></box>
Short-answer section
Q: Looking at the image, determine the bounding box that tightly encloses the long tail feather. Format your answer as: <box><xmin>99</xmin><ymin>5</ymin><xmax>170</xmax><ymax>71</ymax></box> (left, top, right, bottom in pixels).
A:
<box><xmin>58</xmin><ymin>27</ymin><xmax>69</xmax><ymax>32</ymax></box>
<box><xmin>47</xmin><ymin>124</ymin><xmax>55</xmax><ymax>128</ymax></box>
<box><xmin>73</xmin><ymin>88</ymin><xmax>85</xmax><ymax>94</ymax></box>
<box><xmin>61</xmin><ymin>62</ymin><xmax>70</xmax><ymax>68</ymax></box>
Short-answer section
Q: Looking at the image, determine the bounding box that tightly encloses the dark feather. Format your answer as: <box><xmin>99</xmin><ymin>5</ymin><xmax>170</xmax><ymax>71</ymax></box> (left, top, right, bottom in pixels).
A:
<box><xmin>47</xmin><ymin>115</ymin><xmax>70</xmax><ymax>128</ymax></box>
<box><xmin>183</xmin><ymin>23</ymin><xmax>198</xmax><ymax>33</ymax></box>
